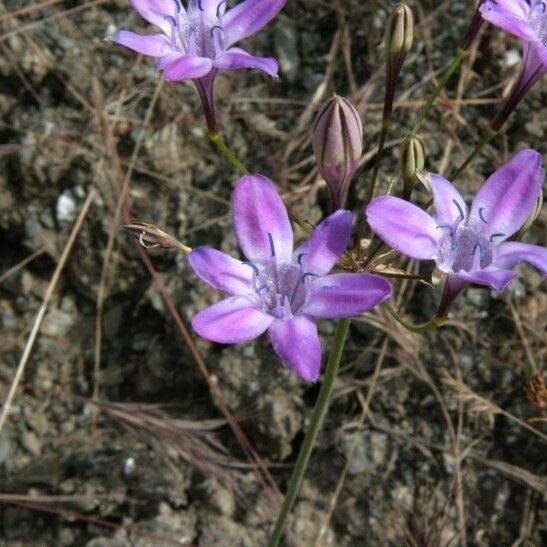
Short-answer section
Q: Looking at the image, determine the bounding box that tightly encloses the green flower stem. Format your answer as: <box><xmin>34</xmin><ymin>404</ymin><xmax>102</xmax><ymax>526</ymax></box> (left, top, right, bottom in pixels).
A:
<box><xmin>267</xmin><ymin>318</ymin><xmax>351</xmax><ymax>547</ymax></box>
<box><xmin>450</xmin><ymin>126</ymin><xmax>498</xmax><ymax>180</ymax></box>
<box><xmin>209</xmin><ymin>131</ymin><xmax>249</xmax><ymax>175</ymax></box>
<box><xmin>409</xmin><ymin>47</ymin><xmax>468</xmax><ymax>138</ymax></box>
<box><xmin>386</xmin><ymin>305</ymin><xmax>444</xmax><ymax>333</ymax></box>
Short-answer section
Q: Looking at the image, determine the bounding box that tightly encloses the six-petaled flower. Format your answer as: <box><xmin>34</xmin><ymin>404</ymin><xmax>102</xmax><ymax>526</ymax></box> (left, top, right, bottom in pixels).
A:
<box><xmin>366</xmin><ymin>149</ymin><xmax>547</xmax><ymax>313</ymax></box>
<box><xmin>115</xmin><ymin>0</ymin><xmax>285</xmax><ymax>130</ymax></box>
<box><xmin>480</xmin><ymin>0</ymin><xmax>547</xmax><ymax>129</ymax></box>
<box><xmin>188</xmin><ymin>175</ymin><xmax>392</xmax><ymax>381</ymax></box>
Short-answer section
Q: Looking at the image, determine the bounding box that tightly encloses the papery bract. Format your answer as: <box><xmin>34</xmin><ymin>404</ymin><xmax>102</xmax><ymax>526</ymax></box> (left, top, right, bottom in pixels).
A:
<box><xmin>115</xmin><ymin>0</ymin><xmax>286</xmax><ymax>130</ymax></box>
<box><xmin>480</xmin><ymin>0</ymin><xmax>547</xmax><ymax>129</ymax></box>
<box><xmin>188</xmin><ymin>175</ymin><xmax>392</xmax><ymax>381</ymax></box>
<box><xmin>366</xmin><ymin>149</ymin><xmax>547</xmax><ymax>314</ymax></box>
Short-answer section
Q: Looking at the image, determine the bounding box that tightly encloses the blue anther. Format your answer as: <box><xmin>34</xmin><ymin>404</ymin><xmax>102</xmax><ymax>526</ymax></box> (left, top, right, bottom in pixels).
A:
<box><xmin>436</xmin><ymin>224</ymin><xmax>454</xmax><ymax>236</ymax></box>
<box><xmin>536</xmin><ymin>1</ymin><xmax>546</xmax><ymax>13</ymax></box>
<box><xmin>301</xmin><ymin>272</ymin><xmax>319</xmax><ymax>283</ymax></box>
<box><xmin>198</xmin><ymin>0</ymin><xmax>204</xmax><ymax>11</ymax></box>
<box><xmin>474</xmin><ymin>243</ymin><xmax>485</xmax><ymax>263</ymax></box>
<box><xmin>256</xmin><ymin>284</ymin><xmax>268</xmax><ymax>293</ymax></box>
<box><xmin>268</xmin><ymin>233</ymin><xmax>276</xmax><ymax>257</ymax></box>
<box><xmin>163</xmin><ymin>14</ymin><xmax>178</xmax><ymax>26</ymax></box>
<box><xmin>210</xmin><ymin>25</ymin><xmax>223</xmax><ymax>37</ymax></box>
<box><xmin>216</xmin><ymin>0</ymin><xmax>227</xmax><ymax>18</ymax></box>
<box><xmin>297</xmin><ymin>253</ymin><xmax>306</xmax><ymax>265</ymax></box>
<box><xmin>171</xmin><ymin>0</ymin><xmax>181</xmax><ymax>13</ymax></box>
<box><xmin>243</xmin><ymin>261</ymin><xmax>259</xmax><ymax>275</ymax></box>
<box><xmin>453</xmin><ymin>199</ymin><xmax>465</xmax><ymax>222</ymax></box>
<box><xmin>478</xmin><ymin>207</ymin><xmax>488</xmax><ymax>223</ymax></box>
<box><xmin>489</xmin><ymin>232</ymin><xmax>505</xmax><ymax>243</ymax></box>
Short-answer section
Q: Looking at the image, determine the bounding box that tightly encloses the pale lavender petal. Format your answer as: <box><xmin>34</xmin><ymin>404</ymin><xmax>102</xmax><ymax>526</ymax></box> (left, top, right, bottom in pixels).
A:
<box><xmin>115</xmin><ymin>31</ymin><xmax>173</xmax><ymax>57</ymax></box>
<box><xmin>494</xmin><ymin>241</ymin><xmax>547</xmax><ymax>275</ymax></box>
<box><xmin>428</xmin><ymin>173</ymin><xmax>468</xmax><ymax>226</ymax></box>
<box><xmin>188</xmin><ymin>247</ymin><xmax>254</xmax><ymax>295</ymax></box>
<box><xmin>161</xmin><ymin>55</ymin><xmax>213</xmax><ymax>81</ymax></box>
<box><xmin>129</xmin><ymin>0</ymin><xmax>178</xmax><ymax>34</ymax></box>
<box><xmin>480</xmin><ymin>1</ymin><xmax>538</xmax><ymax>42</ymax></box>
<box><xmin>233</xmin><ymin>174</ymin><xmax>293</xmax><ymax>263</ymax></box>
<box><xmin>300</xmin><ymin>273</ymin><xmax>392</xmax><ymax>319</ymax></box>
<box><xmin>293</xmin><ymin>210</ymin><xmax>352</xmax><ymax>276</ymax></box>
<box><xmin>214</xmin><ymin>48</ymin><xmax>278</xmax><ymax>77</ymax></box>
<box><xmin>268</xmin><ymin>316</ymin><xmax>321</xmax><ymax>382</ymax></box>
<box><xmin>366</xmin><ymin>196</ymin><xmax>440</xmax><ymax>260</ymax></box>
<box><xmin>469</xmin><ymin>149</ymin><xmax>544</xmax><ymax>240</ymax></box>
<box><xmin>455</xmin><ymin>268</ymin><xmax>517</xmax><ymax>291</ymax></box>
<box><xmin>223</xmin><ymin>0</ymin><xmax>287</xmax><ymax>46</ymax></box>
<box><xmin>192</xmin><ymin>296</ymin><xmax>273</xmax><ymax>343</ymax></box>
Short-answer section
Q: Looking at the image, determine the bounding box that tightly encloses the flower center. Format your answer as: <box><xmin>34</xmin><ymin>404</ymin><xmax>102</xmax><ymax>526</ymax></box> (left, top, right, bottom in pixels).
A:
<box><xmin>166</xmin><ymin>0</ymin><xmax>225</xmax><ymax>58</ymax></box>
<box><xmin>529</xmin><ymin>0</ymin><xmax>547</xmax><ymax>46</ymax></box>
<box><xmin>250</xmin><ymin>259</ymin><xmax>312</xmax><ymax>320</ymax></box>
<box><xmin>437</xmin><ymin>226</ymin><xmax>493</xmax><ymax>273</ymax></box>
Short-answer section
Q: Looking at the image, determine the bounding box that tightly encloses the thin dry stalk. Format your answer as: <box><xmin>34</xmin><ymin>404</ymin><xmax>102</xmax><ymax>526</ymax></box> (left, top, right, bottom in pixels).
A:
<box><xmin>0</xmin><ymin>248</ymin><xmax>45</xmax><ymax>285</ymax></box>
<box><xmin>0</xmin><ymin>189</ymin><xmax>97</xmax><ymax>435</ymax></box>
<box><xmin>440</xmin><ymin>370</ymin><xmax>547</xmax><ymax>442</ymax></box>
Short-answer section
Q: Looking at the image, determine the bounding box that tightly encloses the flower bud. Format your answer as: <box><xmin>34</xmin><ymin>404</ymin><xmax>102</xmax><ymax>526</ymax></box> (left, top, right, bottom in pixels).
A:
<box><xmin>312</xmin><ymin>95</ymin><xmax>363</xmax><ymax>210</ymax></box>
<box><xmin>124</xmin><ymin>221</ymin><xmax>191</xmax><ymax>253</ymax></box>
<box><xmin>386</xmin><ymin>3</ymin><xmax>414</xmax><ymax>58</ymax></box>
<box><xmin>401</xmin><ymin>136</ymin><xmax>425</xmax><ymax>196</ymax></box>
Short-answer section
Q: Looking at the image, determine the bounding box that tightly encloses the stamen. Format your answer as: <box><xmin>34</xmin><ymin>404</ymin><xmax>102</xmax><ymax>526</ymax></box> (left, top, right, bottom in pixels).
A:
<box><xmin>436</xmin><ymin>224</ymin><xmax>454</xmax><ymax>236</ymax></box>
<box><xmin>216</xmin><ymin>0</ymin><xmax>227</xmax><ymax>18</ymax></box>
<box><xmin>210</xmin><ymin>25</ymin><xmax>223</xmax><ymax>37</ymax></box>
<box><xmin>197</xmin><ymin>0</ymin><xmax>204</xmax><ymax>11</ymax></box>
<box><xmin>256</xmin><ymin>284</ymin><xmax>268</xmax><ymax>293</ymax></box>
<box><xmin>268</xmin><ymin>233</ymin><xmax>276</xmax><ymax>257</ymax></box>
<box><xmin>242</xmin><ymin>261</ymin><xmax>259</xmax><ymax>275</ymax></box>
<box><xmin>473</xmin><ymin>243</ymin><xmax>484</xmax><ymax>263</ymax></box>
<box><xmin>163</xmin><ymin>14</ymin><xmax>178</xmax><ymax>27</ymax></box>
<box><xmin>453</xmin><ymin>199</ymin><xmax>465</xmax><ymax>222</ymax></box>
<box><xmin>489</xmin><ymin>232</ymin><xmax>505</xmax><ymax>242</ymax></box>
<box><xmin>171</xmin><ymin>0</ymin><xmax>181</xmax><ymax>14</ymax></box>
<box><xmin>297</xmin><ymin>253</ymin><xmax>306</xmax><ymax>265</ymax></box>
<box><xmin>301</xmin><ymin>272</ymin><xmax>319</xmax><ymax>283</ymax></box>
<box><xmin>478</xmin><ymin>207</ymin><xmax>488</xmax><ymax>223</ymax></box>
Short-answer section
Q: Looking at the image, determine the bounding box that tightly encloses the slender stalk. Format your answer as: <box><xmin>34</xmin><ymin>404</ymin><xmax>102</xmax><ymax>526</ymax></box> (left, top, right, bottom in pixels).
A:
<box><xmin>267</xmin><ymin>318</ymin><xmax>351</xmax><ymax>547</ymax></box>
<box><xmin>386</xmin><ymin>304</ymin><xmax>444</xmax><ymax>333</ymax></box>
<box><xmin>209</xmin><ymin>131</ymin><xmax>249</xmax><ymax>175</ymax></box>
<box><xmin>450</xmin><ymin>126</ymin><xmax>498</xmax><ymax>180</ymax></box>
<box><xmin>409</xmin><ymin>48</ymin><xmax>468</xmax><ymax>138</ymax></box>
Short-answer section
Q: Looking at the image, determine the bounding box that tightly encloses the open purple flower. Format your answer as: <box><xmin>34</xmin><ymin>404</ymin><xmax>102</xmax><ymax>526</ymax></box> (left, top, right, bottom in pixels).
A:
<box><xmin>188</xmin><ymin>175</ymin><xmax>392</xmax><ymax>381</ymax></box>
<box><xmin>115</xmin><ymin>0</ymin><xmax>285</xmax><ymax>131</ymax></box>
<box><xmin>480</xmin><ymin>1</ymin><xmax>547</xmax><ymax>129</ymax></box>
<box><xmin>366</xmin><ymin>149</ymin><xmax>546</xmax><ymax>314</ymax></box>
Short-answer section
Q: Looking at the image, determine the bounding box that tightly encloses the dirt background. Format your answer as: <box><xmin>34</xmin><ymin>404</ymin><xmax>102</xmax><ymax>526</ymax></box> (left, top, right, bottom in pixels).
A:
<box><xmin>0</xmin><ymin>1</ymin><xmax>546</xmax><ymax>546</ymax></box>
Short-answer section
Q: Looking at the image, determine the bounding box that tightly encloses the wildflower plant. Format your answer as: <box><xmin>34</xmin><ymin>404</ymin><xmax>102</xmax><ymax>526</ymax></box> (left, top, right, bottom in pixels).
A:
<box><xmin>115</xmin><ymin>0</ymin><xmax>546</xmax><ymax>545</ymax></box>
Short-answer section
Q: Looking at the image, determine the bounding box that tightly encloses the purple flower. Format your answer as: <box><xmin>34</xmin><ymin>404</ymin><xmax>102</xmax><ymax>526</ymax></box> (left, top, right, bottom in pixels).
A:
<box><xmin>366</xmin><ymin>149</ymin><xmax>546</xmax><ymax>312</ymax></box>
<box><xmin>188</xmin><ymin>175</ymin><xmax>392</xmax><ymax>381</ymax></box>
<box><xmin>480</xmin><ymin>1</ymin><xmax>547</xmax><ymax>129</ymax></box>
<box><xmin>115</xmin><ymin>0</ymin><xmax>285</xmax><ymax>130</ymax></box>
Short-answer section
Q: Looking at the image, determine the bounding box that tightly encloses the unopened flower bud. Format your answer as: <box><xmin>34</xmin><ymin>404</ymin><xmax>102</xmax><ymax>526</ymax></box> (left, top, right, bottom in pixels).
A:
<box><xmin>312</xmin><ymin>95</ymin><xmax>363</xmax><ymax>211</ymax></box>
<box><xmin>401</xmin><ymin>136</ymin><xmax>425</xmax><ymax>196</ymax></box>
<box><xmin>386</xmin><ymin>3</ymin><xmax>414</xmax><ymax>58</ymax></box>
<box><xmin>384</xmin><ymin>4</ymin><xmax>414</xmax><ymax>122</ymax></box>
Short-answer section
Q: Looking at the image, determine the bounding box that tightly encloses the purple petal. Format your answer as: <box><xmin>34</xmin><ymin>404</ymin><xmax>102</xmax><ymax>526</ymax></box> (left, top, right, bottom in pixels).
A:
<box><xmin>160</xmin><ymin>55</ymin><xmax>213</xmax><ymax>81</ymax></box>
<box><xmin>366</xmin><ymin>196</ymin><xmax>440</xmax><ymax>260</ymax></box>
<box><xmin>223</xmin><ymin>0</ymin><xmax>287</xmax><ymax>47</ymax></box>
<box><xmin>233</xmin><ymin>174</ymin><xmax>293</xmax><ymax>263</ymax></box>
<box><xmin>455</xmin><ymin>268</ymin><xmax>517</xmax><ymax>291</ymax></box>
<box><xmin>494</xmin><ymin>241</ymin><xmax>547</xmax><ymax>276</ymax></box>
<box><xmin>214</xmin><ymin>48</ymin><xmax>278</xmax><ymax>77</ymax></box>
<box><xmin>188</xmin><ymin>247</ymin><xmax>254</xmax><ymax>295</ymax></box>
<box><xmin>428</xmin><ymin>173</ymin><xmax>468</xmax><ymax>226</ymax></box>
<box><xmin>129</xmin><ymin>0</ymin><xmax>178</xmax><ymax>34</ymax></box>
<box><xmin>293</xmin><ymin>210</ymin><xmax>352</xmax><ymax>276</ymax></box>
<box><xmin>469</xmin><ymin>149</ymin><xmax>544</xmax><ymax>240</ymax></box>
<box><xmin>192</xmin><ymin>296</ymin><xmax>273</xmax><ymax>343</ymax></box>
<box><xmin>480</xmin><ymin>1</ymin><xmax>538</xmax><ymax>42</ymax></box>
<box><xmin>115</xmin><ymin>31</ymin><xmax>173</xmax><ymax>57</ymax></box>
<box><xmin>268</xmin><ymin>316</ymin><xmax>321</xmax><ymax>381</ymax></box>
<box><xmin>300</xmin><ymin>273</ymin><xmax>392</xmax><ymax>319</ymax></box>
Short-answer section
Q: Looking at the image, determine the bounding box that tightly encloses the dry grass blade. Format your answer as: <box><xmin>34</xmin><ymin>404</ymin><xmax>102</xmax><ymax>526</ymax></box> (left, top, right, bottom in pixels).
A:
<box><xmin>0</xmin><ymin>189</ymin><xmax>97</xmax><ymax>435</ymax></box>
<box><xmin>440</xmin><ymin>370</ymin><xmax>547</xmax><ymax>442</ymax></box>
